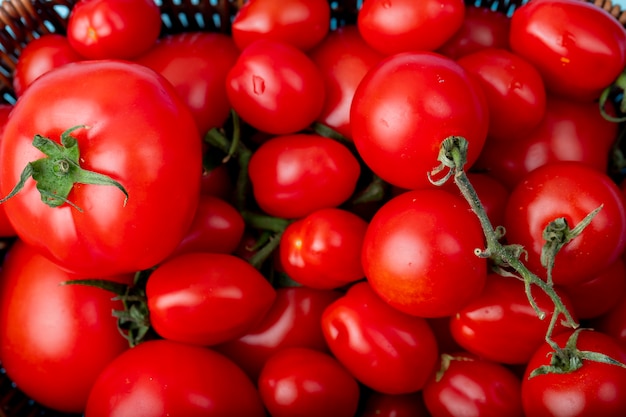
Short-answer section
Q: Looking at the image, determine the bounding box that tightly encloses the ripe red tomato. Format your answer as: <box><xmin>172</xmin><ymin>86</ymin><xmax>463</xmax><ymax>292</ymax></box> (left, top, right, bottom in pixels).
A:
<box><xmin>0</xmin><ymin>104</ymin><xmax>16</xmax><ymax>237</ymax></box>
<box><xmin>308</xmin><ymin>25</ymin><xmax>384</xmax><ymax>140</ymax></box>
<box><xmin>226</xmin><ymin>39</ymin><xmax>326</xmax><ymax>135</ymax></box>
<box><xmin>592</xmin><ymin>295</ymin><xmax>626</xmax><ymax>352</ymax></box>
<box><xmin>66</xmin><ymin>0</ymin><xmax>162</xmax><ymax>60</ymax></box>
<box><xmin>0</xmin><ymin>60</ymin><xmax>202</xmax><ymax>277</ymax></box>
<box><xmin>216</xmin><ymin>286</ymin><xmax>341</xmax><ymax>380</ymax></box>
<box><xmin>423</xmin><ymin>353</ymin><xmax>524</xmax><ymax>417</ymax></box>
<box><xmin>362</xmin><ymin>189</ymin><xmax>487</xmax><ymax>317</ymax></box>
<box><xmin>134</xmin><ymin>32</ymin><xmax>241</xmax><ymax>135</ymax></box>
<box><xmin>457</xmin><ymin>47</ymin><xmax>547</xmax><ymax>142</ymax></box>
<box><xmin>509</xmin><ymin>0</ymin><xmax>626</xmax><ymax>101</ymax></box>
<box><xmin>279</xmin><ymin>207</ymin><xmax>368</xmax><ymax>289</ymax></box>
<box><xmin>360</xmin><ymin>391</ymin><xmax>431</xmax><ymax>417</ymax></box>
<box><xmin>321</xmin><ymin>281</ymin><xmax>439</xmax><ymax>394</ymax></box>
<box><xmin>351</xmin><ymin>51</ymin><xmax>488</xmax><ymax>190</ymax></box>
<box><xmin>145</xmin><ymin>252</ymin><xmax>276</xmax><ymax>346</ymax></box>
<box><xmin>522</xmin><ymin>330</ymin><xmax>626</xmax><ymax>417</ymax></box>
<box><xmin>231</xmin><ymin>0</ymin><xmax>330</xmax><ymax>51</ymax></box>
<box><xmin>85</xmin><ymin>339</ymin><xmax>266</xmax><ymax>416</ymax></box>
<box><xmin>0</xmin><ymin>240</ymin><xmax>131</xmax><ymax>413</ymax></box>
<box><xmin>247</xmin><ymin>133</ymin><xmax>361</xmax><ymax>219</ymax></box>
<box><xmin>503</xmin><ymin>162</ymin><xmax>626</xmax><ymax>285</ymax></box>
<box><xmin>357</xmin><ymin>0</ymin><xmax>465</xmax><ymax>55</ymax></box>
<box><xmin>12</xmin><ymin>34</ymin><xmax>82</xmax><ymax>98</ymax></box>
<box><xmin>258</xmin><ymin>347</ymin><xmax>360</xmax><ymax>417</ymax></box>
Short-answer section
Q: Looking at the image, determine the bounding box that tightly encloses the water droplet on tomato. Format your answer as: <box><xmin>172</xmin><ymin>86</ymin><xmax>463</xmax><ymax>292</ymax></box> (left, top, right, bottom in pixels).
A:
<box><xmin>252</xmin><ymin>75</ymin><xmax>265</xmax><ymax>95</ymax></box>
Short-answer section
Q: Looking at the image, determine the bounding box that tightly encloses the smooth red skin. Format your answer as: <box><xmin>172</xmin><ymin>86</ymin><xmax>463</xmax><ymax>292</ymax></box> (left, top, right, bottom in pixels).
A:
<box><xmin>522</xmin><ymin>330</ymin><xmax>626</xmax><ymax>417</ymax></box>
<box><xmin>279</xmin><ymin>207</ymin><xmax>368</xmax><ymax>289</ymax></box>
<box><xmin>504</xmin><ymin>162</ymin><xmax>626</xmax><ymax>286</ymax></box>
<box><xmin>247</xmin><ymin>134</ymin><xmax>361</xmax><ymax>219</ymax></box>
<box><xmin>170</xmin><ymin>194</ymin><xmax>245</xmax><ymax>257</ymax></box>
<box><xmin>0</xmin><ymin>61</ymin><xmax>202</xmax><ymax>277</ymax></box>
<box><xmin>509</xmin><ymin>0</ymin><xmax>626</xmax><ymax>102</ymax></box>
<box><xmin>357</xmin><ymin>0</ymin><xmax>465</xmax><ymax>55</ymax></box>
<box><xmin>215</xmin><ymin>286</ymin><xmax>341</xmax><ymax>380</ymax></box>
<box><xmin>450</xmin><ymin>273</ymin><xmax>576</xmax><ymax>365</ymax></box>
<box><xmin>423</xmin><ymin>354</ymin><xmax>524</xmax><ymax>417</ymax></box>
<box><xmin>321</xmin><ymin>281</ymin><xmax>439</xmax><ymax>394</ymax></box>
<box><xmin>226</xmin><ymin>39</ymin><xmax>326</xmax><ymax>135</ymax></box>
<box><xmin>360</xmin><ymin>391</ymin><xmax>431</xmax><ymax>417</ymax></box>
<box><xmin>12</xmin><ymin>34</ymin><xmax>82</xmax><ymax>97</ymax></box>
<box><xmin>593</xmin><ymin>295</ymin><xmax>626</xmax><ymax>351</ymax></box>
<box><xmin>231</xmin><ymin>0</ymin><xmax>330</xmax><ymax>51</ymax></box>
<box><xmin>362</xmin><ymin>189</ymin><xmax>487</xmax><ymax>318</ymax></box>
<box><xmin>85</xmin><ymin>339</ymin><xmax>265</xmax><ymax>417</ymax></box>
<box><xmin>258</xmin><ymin>347</ymin><xmax>360</xmax><ymax>417</ymax></box>
<box><xmin>200</xmin><ymin>163</ymin><xmax>233</xmax><ymax>200</ymax></box>
<box><xmin>457</xmin><ymin>48</ymin><xmax>547</xmax><ymax>142</ymax></box>
<box><xmin>146</xmin><ymin>252</ymin><xmax>276</xmax><ymax>346</ymax></box>
<box><xmin>562</xmin><ymin>258</ymin><xmax>626</xmax><ymax>320</ymax></box>
<box><xmin>0</xmin><ymin>104</ymin><xmax>16</xmax><ymax>237</ymax></box>
<box><xmin>351</xmin><ymin>51</ymin><xmax>488</xmax><ymax>190</ymax></box>
<box><xmin>437</xmin><ymin>6</ymin><xmax>511</xmax><ymax>59</ymax></box>
<box><xmin>134</xmin><ymin>32</ymin><xmax>240</xmax><ymax>135</ymax></box>
<box><xmin>0</xmin><ymin>240</ymin><xmax>131</xmax><ymax>413</ymax></box>
<box><xmin>308</xmin><ymin>25</ymin><xmax>384</xmax><ymax>140</ymax></box>
<box><xmin>475</xmin><ymin>96</ymin><xmax>619</xmax><ymax>190</ymax></box>
<box><xmin>66</xmin><ymin>0</ymin><xmax>162</xmax><ymax>60</ymax></box>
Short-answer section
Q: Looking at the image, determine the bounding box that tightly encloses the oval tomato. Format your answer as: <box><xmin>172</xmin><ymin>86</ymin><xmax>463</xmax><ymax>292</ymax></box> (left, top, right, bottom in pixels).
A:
<box><xmin>0</xmin><ymin>60</ymin><xmax>202</xmax><ymax>277</ymax></box>
<box><xmin>360</xmin><ymin>391</ymin><xmax>431</xmax><ymax>417</ymax></box>
<box><xmin>85</xmin><ymin>339</ymin><xmax>266</xmax><ymax>416</ymax></box>
<box><xmin>145</xmin><ymin>252</ymin><xmax>276</xmax><ymax>346</ymax></box>
<box><xmin>351</xmin><ymin>51</ymin><xmax>488</xmax><ymax>190</ymax></box>
<box><xmin>0</xmin><ymin>240</ymin><xmax>131</xmax><ymax>413</ymax></box>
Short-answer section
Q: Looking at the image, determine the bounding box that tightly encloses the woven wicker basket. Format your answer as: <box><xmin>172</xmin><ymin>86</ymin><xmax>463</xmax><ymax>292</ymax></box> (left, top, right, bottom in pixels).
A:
<box><xmin>0</xmin><ymin>0</ymin><xmax>624</xmax><ymax>416</ymax></box>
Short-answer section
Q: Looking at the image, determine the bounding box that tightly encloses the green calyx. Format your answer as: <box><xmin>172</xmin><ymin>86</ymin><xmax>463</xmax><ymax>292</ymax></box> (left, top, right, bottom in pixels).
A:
<box><xmin>0</xmin><ymin>125</ymin><xmax>128</xmax><ymax>212</ymax></box>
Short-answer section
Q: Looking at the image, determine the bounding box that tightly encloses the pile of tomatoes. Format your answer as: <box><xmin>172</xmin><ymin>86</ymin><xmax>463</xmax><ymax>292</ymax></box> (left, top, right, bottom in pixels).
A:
<box><xmin>0</xmin><ymin>0</ymin><xmax>625</xmax><ymax>416</ymax></box>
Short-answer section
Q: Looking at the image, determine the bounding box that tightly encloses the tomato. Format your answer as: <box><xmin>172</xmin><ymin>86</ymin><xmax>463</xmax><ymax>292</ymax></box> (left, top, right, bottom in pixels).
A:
<box><xmin>169</xmin><ymin>194</ymin><xmax>245</xmax><ymax>257</ymax></box>
<box><xmin>593</xmin><ymin>295</ymin><xmax>626</xmax><ymax>351</ymax></box>
<box><xmin>422</xmin><ymin>353</ymin><xmax>524</xmax><ymax>417</ymax></box>
<box><xmin>321</xmin><ymin>281</ymin><xmax>439</xmax><ymax>394</ymax></box>
<box><xmin>85</xmin><ymin>339</ymin><xmax>266</xmax><ymax>417</ymax></box>
<box><xmin>279</xmin><ymin>207</ymin><xmax>367</xmax><ymax>289</ymax></box>
<box><xmin>145</xmin><ymin>252</ymin><xmax>276</xmax><ymax>346</ymax></box>
<box><xmin>457</xmin><ymin>47</ymin><xmax>547</xmax><ymax>142</ymax></box>
<box><xmin>12</xmin><ymin>34</ymin><xmax>82</xmax><ymax>98</ymax></box>
<box><xmin>200</xmin><ymin>163</ymin><xmax>234</xmax><ymax>200</ymax></box>
<box><xmin>437</xmin><ymin>6</ymin><xmax>511</xmax><ymax>59</ymax></box>
<box><xmin>0</xmin><ymin>240</ymin><xmax>131</xmax><ymax>413</ymax></box>
<box><xmin>362</xmin><ymin>189</ymin><xmax>487</xmax><ymax>317</ymax></box>
<box><xmin>360</xmin><ymin>390</ymin><xmax>431</xmax><ymax>417</ymax></box>
<box><xmin>0</xmin><ymin>104</ymin><xmax>16</xmax><ymax>237</ymax></box>
<box><xmin>216</xmin><ymin>286</ymin><xmax>341</xmax><ymax>380</ymax></box>
<box><xmin>0</xmin><ymin>60</ymin><xmax>202</xmax><ymax>277</ymax></box>
<box><xmin>226</xmin><ymin>39</ymin><xmax>326</xmax><ymax>135</ymax></box>
<box><xmin>503</xmin><ymin>162</ymin><xmax>626</xmax><ymax>285</ymax></box>
<box><xmin>509</xmin><ymin>0</ymin><xmax>626</xmax><ymax>102</ymax></box>
<box><xmin>350</xmin><ymin>51</ymin><xmax>488</xmax><ymax>190</ymax></box>
<box><xmin>450</xmin><ymin>273</ymin><xmax>577</xmax><ymax>365</ymax></box>
<box><xmin>134</xmin><ymin>32</ymin><xmax>240</xmax><ymax>135</ymax></box>
<box><xmin>66</xmin><ymin>0</ymin><xmax>162</xmax><ymax>60</ymax></box>
<box><xmin>474</xmin><ymin>96</ymin><xmax>618</xmax><ymax>190</ymax></box>
<box><xmin>247</xmin><ymin>133</ymin><xmax>361</xmax><ymax>219</ymax></box>
<box><xmin>258</xmin><ymin>347</ymin><xmax>360</xmax><ymax>417</ymax></box>
<box><xmin>357</xmin><ymin>0</ymin><xmax>465</xmax><ymax>55</ymax></box>
<box><xmin>308</xmin><ymin>25</ymin><xmax>384</xmax><ymax>140</ymax></box>
<box><xmin>522</xmin><ymin>329</ymin><xmax>626</xmax><ymax>417</ymax></box>
<box><xmin>231</xmin><ymin>0</ymin><xmax>330</xmax><ymax>51</ymax></box>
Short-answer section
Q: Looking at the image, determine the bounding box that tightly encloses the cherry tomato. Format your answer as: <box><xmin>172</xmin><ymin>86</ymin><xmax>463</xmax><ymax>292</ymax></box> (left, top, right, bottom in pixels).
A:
<box><xmin>258</xmin><ymin>347</ymin><xmax>360</xmax><ymax>417</ymax></box>
<box><xmin>357</xmin><ymin>0</ymin><xmax>465</xmax><ymax>55</ymax></box>
<box><xmin>503</xmin><ymin>161</ymin><xmax>626</xmax><ymax>285</ymax></box>
<box><xmin>231</xmin><ymin>0</ymin><xmax>330</xmax><ymax>51</ymax></box>
<box><xmin>351</xmin><ymin>51</ymin><xmax>488</xmax><ymax>190</ymax></box>
<box><xmin>359</xmin><ymin>390</ymin><xmax>431</xmax><ymax>417</ymax></box>
<box><xmin>226</xmin><ymin>39</ymin><xmax>326</xmax><ymax>135</ymax></box>
<box><xmin>0</xmin><ymin>240</ymin><xmax>131</xmax><ymax>413</ymax></box>
<box><xmin>85</xmin><ymin>339</ymin><xmax>266</xmax><ymax>416</ymax></box>
<box><xmin>509</xmin><ymin>0</ymin><xmax>626</xmax><ymax>101</ymax></box>
<box><xmin>200</xmin><ymin>163</ymin><xmax>234</xmax><ymax>200</ymax></box>
<box><xmin>593</xmin><ymin>295</ymin><xmax>626</xmax><ymax>352</ymax></box>
<box><xmin>0</xmin><ymin>104</ymin><xmax>16</xmax><ymax>237</ymax></box>
<box><xmin>321</xmin><ymin>281</ymin><xmax>439</xmax><ymax>394</ymax></box>
<box><xmin>247</xmin><ymin>133</ymin><xmax>361</xmax><ymax>219</ymax></box>
<box><xmin>362</xmin><ymin>189</ymin><xmax>487</xmax><ymax>317</ymax></box>
<box><xmin>66</xmin><ymin>0</ymin><xmax>162</xmax><ymax>60</ymax></box>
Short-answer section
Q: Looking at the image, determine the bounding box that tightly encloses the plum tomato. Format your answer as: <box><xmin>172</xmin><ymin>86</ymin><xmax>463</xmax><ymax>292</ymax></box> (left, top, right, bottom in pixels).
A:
<box><xmin>359</xmin><ymin>390</ymin><xmax>431</xmax><ymax>417</ymax></box>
